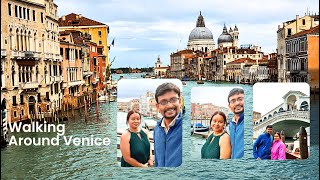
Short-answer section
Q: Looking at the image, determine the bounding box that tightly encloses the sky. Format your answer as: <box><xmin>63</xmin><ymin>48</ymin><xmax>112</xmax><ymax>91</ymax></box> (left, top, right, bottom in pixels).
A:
<box><xmin>117</xmin><ymin>79</ymin><xmax>182</xmax><ymax>102</ymax></box>
<box><xmin>191</xmin><ymin>86</ymin><xmax>243</xmax><ymax>109</ymax></box>
<box><xmin>253</xmin><ymin>83</ymin><xmax>310</xmax><ymax>115</ymax></box>
<box><xmin>55</xmin><ymin>0</ymin><xmax>319</xmax><ymax>68</ymax></box>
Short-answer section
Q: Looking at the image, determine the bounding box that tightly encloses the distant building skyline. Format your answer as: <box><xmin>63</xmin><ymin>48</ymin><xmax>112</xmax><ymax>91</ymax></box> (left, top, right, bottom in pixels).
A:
<box><xmin>55</xmin><ymin>0</ymin><xmax>319</xmax><ymax>68</ymax></box>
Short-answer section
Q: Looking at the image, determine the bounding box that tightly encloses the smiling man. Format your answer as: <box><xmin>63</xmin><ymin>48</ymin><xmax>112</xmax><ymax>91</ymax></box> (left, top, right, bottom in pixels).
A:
<box><xmin>228</xmin><ymin>88</ymin><xmax>245</xmax><ymax>159</ymax></box>
<box><xmin>153</xmin><ymin>82</ymin><xmax>182</xmax><ymax>167</ymax></box>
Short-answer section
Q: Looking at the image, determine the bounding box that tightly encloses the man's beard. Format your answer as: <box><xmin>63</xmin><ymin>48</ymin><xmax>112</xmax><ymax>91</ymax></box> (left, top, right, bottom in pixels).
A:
<box><xmin>163</xmin><ymin>107</ymin><xmax>178</xmax><ymax>120</ymax></box>
<box><xmin>234</xmin><ymin>105</ymin><xmax>244</xmax><ymax>115</ymax></box>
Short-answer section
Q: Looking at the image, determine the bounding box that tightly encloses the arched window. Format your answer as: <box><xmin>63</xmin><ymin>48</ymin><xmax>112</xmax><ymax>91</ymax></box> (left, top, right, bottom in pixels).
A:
<box><xmin>273</xmin><ymin>111</ymin><xmax>277</xmax><ymax>115</ymax></box>
<box><xmin>300</xmin><ymin>101</ymin><xmax>309</xmax><ymax>111</ymax></box>
<box><xmin>268</xmin><ymin>114</ymin><xmax>272</xmax><ymax>119</ymax></box>
<box><xmin>279</xmin><ymin>107</ymin><xmax>284</xmax><ymax>112</ymax></box>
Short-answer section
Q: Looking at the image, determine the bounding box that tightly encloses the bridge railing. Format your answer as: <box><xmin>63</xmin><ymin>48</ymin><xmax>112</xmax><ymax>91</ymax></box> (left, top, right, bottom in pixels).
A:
<box><xmin>254</xmin><ymin>110</ymin><xmax>309</xmax><ymax>128</ymax></box>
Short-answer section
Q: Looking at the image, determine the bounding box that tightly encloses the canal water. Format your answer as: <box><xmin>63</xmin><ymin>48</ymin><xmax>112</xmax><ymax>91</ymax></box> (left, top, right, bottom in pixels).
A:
<box><xmin>1</xmin><ymin>73</ymin><xmax>319</xmax><ymax>179</ymax></box>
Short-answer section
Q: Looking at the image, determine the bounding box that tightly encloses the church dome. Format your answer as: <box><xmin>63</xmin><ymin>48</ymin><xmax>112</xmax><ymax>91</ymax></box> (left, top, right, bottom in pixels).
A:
<box><xmin>189</xmin><ymin>27</ymin><xmax>213</xmax><ymax>40</ymax></box>
<box><xmin>218</xmin><ymin>24</ymin><xmax>233</xmax><ymax>43</ymax></box>
<box><xmin>188</xmin><ymin>11</ymin><xmax>213</xmax><ymax>41</ymax></box>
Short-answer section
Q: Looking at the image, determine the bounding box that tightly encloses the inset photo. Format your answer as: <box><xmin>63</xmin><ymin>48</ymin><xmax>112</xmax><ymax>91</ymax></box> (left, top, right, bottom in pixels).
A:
<box><xmin>253</xmin><ymin>83</ymin><xmax>310</xmax><ymax>160</ymax></box>
<box><xmin>191</xmin><ymin>86</ymin><xmax>244</xmax><ymax>160</ymax></box>
<box><xmin>117</xmin><ymin>79</ymin><xmax>183</xmax><ymax>167</ymax></box>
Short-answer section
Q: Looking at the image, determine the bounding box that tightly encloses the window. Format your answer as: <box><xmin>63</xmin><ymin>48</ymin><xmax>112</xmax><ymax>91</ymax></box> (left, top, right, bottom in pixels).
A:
<box><xmin>13</xmin><ymin>96</ymin><xmax>17</xmax><ymax>106</ymax></box>
<box><xmin>38</xmin><ymin>93</ymin><xmax>41</xmax><ymax>102</ymax></box>
<box><xmin>46</xmin><ymin>92</ymin><xmax>49</xmax><ymax>101</ymax></box>
<box><xmin>60</xmin><ymin>48</ymin><xmax>64</xmax><ymax>56</ymax></box>
<box><xmin>75</xmin><ymin>49</ymin><xmax>78</xmax><ymax>59</ymax></box>
<box><xmin>98</xmin><ymin>31</ymin><xmax>102</xmax><ymax>36</ymax></box>
<box><xmin>8</xmin><ymin>3</ymin><xmax>12</xmax><ymax>16</ymax></box>
<box><xmin>15</xmin><ymin>5</ymin><xmax>18</xmax><ymax>17</ymax></box>
<box><xmin>99</xmin><ymin>40</ymin><xmax>102</xmax><ymax>45</ymax></box>
<box><xmin>23</xmin><ymin>7</ymin><xmax>26</xmax><ymax>19</ymax></box>
<box><xmin>19</xmin><ymin>6</ymin><xmax>22</xmax><ymax>18</ymax></box>
<box><xmin>27</xmin><ymin>9</ymin><xmax>30</xmax><ymax>20</ymax></box>
<box><xmin>41</xmin><ymin>12</ymin><xmax>43</xmax><ymax>23</ymax></box>
<box><xmin>33</xmin><ymin>10</ymin><xmax>35</xmax><ymax>21</ymax></box>
<box><xmin>20</xmin><ymin>95</ymin><xmax>24</xmax><ymax>104</ymax></box>
<box><xmin>21</xmin><ymin>109</ymin><xmax>24</xmax><ymax>116</ymax></box>
<box><xmin>302</xmin><ymin>19</ymin><xmax>305</xmax><ymax>25</ymax></box>
<box><xmin>14</xmin><ymin>111</ymin><xmax>17</xmax><ymax>118</ymax></box>
<box><xmin>287</xmin><ymin>28</ymin><xmax>292</xmax><ymax>36</ymax></box>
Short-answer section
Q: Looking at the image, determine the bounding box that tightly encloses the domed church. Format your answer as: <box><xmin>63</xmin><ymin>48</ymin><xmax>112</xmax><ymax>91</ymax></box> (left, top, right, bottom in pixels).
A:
<box><xmin>217</xmin><ymin>24</ymin><xmax>239</xmax><ymax>48</ymax></box>
<box><xmin>187</xmin><ymin>12</ymin><xmax>215</xmax><ymax>52</ymax></box>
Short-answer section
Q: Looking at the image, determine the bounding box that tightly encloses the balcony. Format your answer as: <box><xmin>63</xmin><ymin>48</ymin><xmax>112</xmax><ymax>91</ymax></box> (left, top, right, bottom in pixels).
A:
<box><xmin>10</xmin><ymin>51</ymin><xmax>25</xmax><ymax>59</ymax></box>
<box><xmin>45</xmin><ymin>53</ymin><xmax>53</xmax><ymax>60</ymax></box>
<box><xmin>69</xmin><ymin>80</ymin><xmax>85</xmax><ymax>87</ymax></box>
<box><xmin>20</xmin><ymin>82</ymin><xmax>39</xmax><ymax>89</ymax></box>
<box><xmin>53</xmin><ymin>54</ymin><xmax>62</xmax><ymax>61</ymax></box>
<box><xmin>83</xmin><ymin>71</ymin><xmax>94</xmax><ymax>77</ymax></box>
<box><xmin>51</xmin><ymin>76</ymin><xmax>63</xmax><ymax>82</ymax></box>
<box><xmin>55</xmin><ymin>76</ymin><xmax>62</xmax><ymax>82</ymax></box>
<box><xmin>1</xmin><ymin>49</ymin><xmax>6</xmax><ymax>57</ymax></box>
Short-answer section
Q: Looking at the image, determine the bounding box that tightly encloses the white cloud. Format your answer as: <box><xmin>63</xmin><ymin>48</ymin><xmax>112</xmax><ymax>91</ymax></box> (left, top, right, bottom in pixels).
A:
<box><xmin>55</xmin><ymin>0</ymin><xmax>319</xmax><ymax>68</ymax></box>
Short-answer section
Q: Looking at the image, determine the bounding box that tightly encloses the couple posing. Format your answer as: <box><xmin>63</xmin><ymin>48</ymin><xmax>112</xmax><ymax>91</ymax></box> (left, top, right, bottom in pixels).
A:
<box><xmin>120</xmin><ymin>82</ymin><xmax>182</xmax><ymax>167</ymax></box>
<box><xmin>253</xmin><ymin>125</ymin><xmax>286</xmax><ymax>160</ymax></box>
<box><xmin>201</xmin><ymin>88</ymin><xmax>244</xmax><ymax>159</ymax></box>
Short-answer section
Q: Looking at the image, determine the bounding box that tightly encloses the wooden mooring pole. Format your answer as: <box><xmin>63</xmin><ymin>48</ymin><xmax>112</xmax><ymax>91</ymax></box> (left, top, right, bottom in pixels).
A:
<box><xmin>299</xmin><ymin>126</ymin><xmax>308</xmax><ymax>159</ymax></box>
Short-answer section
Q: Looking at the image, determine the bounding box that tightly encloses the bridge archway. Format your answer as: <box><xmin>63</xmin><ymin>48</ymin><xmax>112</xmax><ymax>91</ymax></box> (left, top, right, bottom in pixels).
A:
<box><xmin>300</xmin><ymin>101</ymin><xmax>309</xmax><ymax>111</ymax></box>
<box><xmin>287</xmin><ymin>94</ymin><xmax>297</xmax><ymax>111</ymax></box>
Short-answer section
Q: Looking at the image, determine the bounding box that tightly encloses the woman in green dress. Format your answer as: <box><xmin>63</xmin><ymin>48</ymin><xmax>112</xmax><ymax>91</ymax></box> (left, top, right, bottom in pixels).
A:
<box><xmin>120</xmin><ymin>110</ymin><xmax>153</xmax><ymax>167</ymax></box>
<box><xmin>201</xmin><ymin>111</ymin><xmax>231</xmax><ymax>159</ymax></box>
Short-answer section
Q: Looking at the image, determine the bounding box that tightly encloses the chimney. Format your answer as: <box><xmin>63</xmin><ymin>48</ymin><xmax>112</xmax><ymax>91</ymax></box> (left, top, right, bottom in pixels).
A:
<box><xmin>79</xmin><ymin>14</ymin><xmax>82</xmax><ymax>18</ymax></box>
<box><xmin>76</xmin><ymin>15</ymin><xmax>79</xmax><ymax>20</ymax></box>
<box><xmin>62</xmin><ymin>16</ymin><xmax>66</xmax><ymax>21</ymax></box>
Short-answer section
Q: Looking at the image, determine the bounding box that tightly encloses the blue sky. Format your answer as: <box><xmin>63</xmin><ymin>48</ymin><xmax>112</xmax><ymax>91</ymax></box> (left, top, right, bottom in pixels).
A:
<box><xmin>56</xmin><ymin>0</ymin><xmax>319</xmax><ymax>68</ymax></box>
<box><xmin>253</xmin><ymin>83</ymin><xmax>310</xmax><ymax>115</ymax></box>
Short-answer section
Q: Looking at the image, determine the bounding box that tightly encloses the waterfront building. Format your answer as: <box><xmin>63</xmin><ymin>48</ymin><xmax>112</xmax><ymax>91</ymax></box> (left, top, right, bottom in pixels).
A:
<box><xmin>170</xmin><ymin>49</ymin><xmax>193</xmax><ymax>79</ymax></box>
<box><xmin>187</xmin><ymin>12</ymin><xmax>215</xmax><ymax>53</ymax></box>
<box><xmin>226</xmin><ymin>58</ymin><xmax>255</xmax><ymax>82</ymax></box>
<box><xmin>59</xmin><ymin>31</ymin><xmax>85</xmax><ymax>109</ymax></box>
<box><xmin>191</xmin><ymin>103</ymin><xmax>229</xmax><ymax>120</ymax></box>
<box><xmin>252</xmin><ymin>111</ymin><xmax>261</xmax><ymax>123</ymax></box>
<box><xmin>1</xmin><ymin>0</ymin><xmax>61</xmax><ymax>123</ymax></box>
<box><xmin>267</xmin><ymin>53</ymin><xmax>278</xmax><ymax>82</ymax></box>
<box><xmin>130</xmin><ymin>99</ymin><xmax>140</xmax><ymax>111</ymax></box>
<box><xmin>277</xmin><ymin>14</ymin><xmax>319</xmax><ymax>82</ymax></box>
<box><xmin>211</xmin><ymin>45</ymin><xmax>264</xmax><ymax>81</ymax></box>
<box><xmin>285</xmin><ymin>25</ymin><xmax>319</xmax><ymax>90</ymax></box>
<box><xmin>58</xmin><ymin>13</ymin><xmax>110</xmax><ymax>85</ymax></box>
<box><xmin>154</xmin><ymin>56</ymin><xmax>169</xmax><ymax>78</ymax></box>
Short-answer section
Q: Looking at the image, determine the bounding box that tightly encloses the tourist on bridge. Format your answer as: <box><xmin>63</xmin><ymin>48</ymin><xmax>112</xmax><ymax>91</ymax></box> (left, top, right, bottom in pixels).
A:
<box><xmin>120</xmin><ymin>110</ymin><xmax>153</xmax><ymax>167</ymax></box>
<box><xmin>201</xmin><ymin>111</ymin><xmax>231</xmax><ymax>159</ymax></box>
<box><xmin>253</xmin><ymin>125</ymin><xmax>273</xmax><ymax>160</ymax></box>
<box><xmin>271</xmin><ymin>132</ymin><xmax>286</xmax><ymax>160</ymax></box>
<box><xmin>153</xmin><ymin>82</ymin><xmax>182</xmax><ymax>167</ymax></box>
<box><xmin>227</xmin><ymin>88</ymin><xmax>244</xmax><ymax>159</ymax></box>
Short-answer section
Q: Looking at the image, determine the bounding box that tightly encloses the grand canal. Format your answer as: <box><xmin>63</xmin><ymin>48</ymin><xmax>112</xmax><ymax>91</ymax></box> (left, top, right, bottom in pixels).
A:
<box><xmin>1</xmin><ymin>73</ymin><xmax>319</xmax><ymax>179</ymax></box>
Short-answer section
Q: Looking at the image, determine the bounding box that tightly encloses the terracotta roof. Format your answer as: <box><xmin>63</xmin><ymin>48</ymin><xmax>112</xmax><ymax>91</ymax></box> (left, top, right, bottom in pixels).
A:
<box><xmin>171</xmin><ymin>49</ymin><xmax>193</xmax><ymax>56</ymax></box>
<box><xmin>59</xmin><ymin>13</ymin><xmax>107</xmax><ymax>27</ymax></box>
<box><xmin>227</xmin><ymin>58</ymin><xmax>256</xmax><ymax>64</ymax></box>
<box><xmin>184</xmin><ymin>54</ymin><xmax>194</xmax><ymax>59</ymax></box>
<box><xmin>288</xmin><ymin>25</ymin><xmax>319</xmax><ymax>39</ymax></box>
